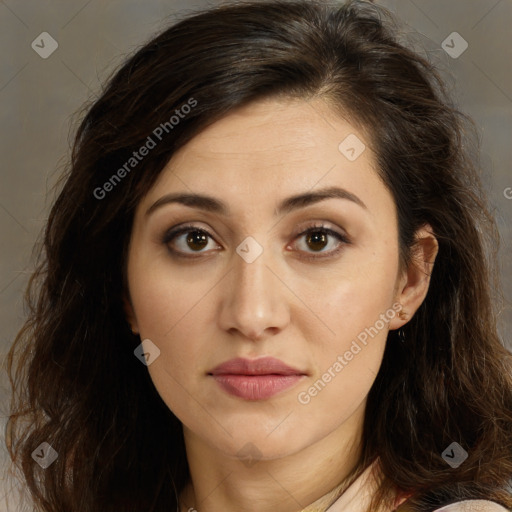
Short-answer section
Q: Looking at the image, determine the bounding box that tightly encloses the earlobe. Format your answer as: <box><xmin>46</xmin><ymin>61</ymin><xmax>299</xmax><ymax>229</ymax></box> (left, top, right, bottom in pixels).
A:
<box><xmin>390</xmin><ymin>224</ymin><xmax>439</xmax><ymax>330</ymax></box>
<box><xmin>123</xmin><ymin>295</ymin><xmax>139</xmax><ymax>335</ymax></box>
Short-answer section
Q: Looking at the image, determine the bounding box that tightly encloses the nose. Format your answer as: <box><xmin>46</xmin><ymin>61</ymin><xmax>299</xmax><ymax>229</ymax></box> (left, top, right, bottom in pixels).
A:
<box><xmin>217</xmin><ymin>244</ymin><xmax>290</xmax><ymax>341</ymax></box>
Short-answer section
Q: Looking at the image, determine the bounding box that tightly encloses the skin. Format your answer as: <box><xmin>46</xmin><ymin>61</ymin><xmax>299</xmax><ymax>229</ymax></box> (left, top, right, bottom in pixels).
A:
<box><xmin>125</xmin><ymin>97</ymin><xmax>438</xmax><ymax>512</ymax></box>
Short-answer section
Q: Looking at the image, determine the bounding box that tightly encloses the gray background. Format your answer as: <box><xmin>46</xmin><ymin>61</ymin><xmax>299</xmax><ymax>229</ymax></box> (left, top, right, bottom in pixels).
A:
<box><xmin>0</xmin><ymin>0</ymin><xmax>511</xmax><ymax>510</ymax></box>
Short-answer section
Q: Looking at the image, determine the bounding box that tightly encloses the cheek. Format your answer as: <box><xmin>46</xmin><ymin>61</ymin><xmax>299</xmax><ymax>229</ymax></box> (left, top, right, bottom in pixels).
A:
<box><xmin>128</xmin><ymin>252</ymin><xmax>210</xmax><ymax>338</ymax></box>
<box><xmin>301</xmin><ymin>276</ymin><xmax>391</xmax><ymax>381</ymax></box>
<box><xmin>127</xmin><ymin>257</ymin><xmax>217</xmax><ymax>384</ymax></box>
<box><xmin>293</xmin><ymin>279</ymin><xmax>392</xmax><ymax>428</ymax></box>
<box><xmin>299</xmin><ymin>246</ymin><xmax>398</xmax><ymax>335</ymax></box>
<box><xmin>294</xmin><ymin>248</ymin><xmax>397</xmax><ymax>389</ymax></box>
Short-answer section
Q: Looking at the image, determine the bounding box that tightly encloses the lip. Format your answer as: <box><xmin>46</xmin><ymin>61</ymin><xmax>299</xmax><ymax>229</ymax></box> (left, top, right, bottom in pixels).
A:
<box><xmin>209</xmin><ymin>357</ymin><xmax>306</xmax><ymax>376</ymax></box>
<box><xmin>208</xmin><ymin>357</ymin><xmax>307</xmax><ymax>401</ymax></box>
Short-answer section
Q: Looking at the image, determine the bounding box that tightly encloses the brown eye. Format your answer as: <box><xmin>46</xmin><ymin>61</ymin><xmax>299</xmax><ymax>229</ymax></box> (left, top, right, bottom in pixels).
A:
<box><xmin>305</xmin><ymin>231</ymin><xmax>329</xmax><ymax>252</ymax></box>
<box><xmin>292</xmin><ymin>224</ymin><xmax>350</xmax><ymax>260</ymax></box>
<box><xmin>186</xmin><ymin>231</ymin><xmax>209</xmax><ymax>251</ymax></box>
<box><xmin>163</xmin><ymin>223</ymin><xmax>349</xmax><ymax>260</ymax></box>
<box><xmin>163</xmin><ymin>225</ymin><xmax>220</xmax><ymax>256</ymax></box>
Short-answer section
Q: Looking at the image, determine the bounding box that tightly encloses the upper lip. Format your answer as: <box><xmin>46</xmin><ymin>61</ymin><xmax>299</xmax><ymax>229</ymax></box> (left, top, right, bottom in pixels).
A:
<box><xmin>209</xmin><ymin>357</ymin><xmax>306</xmax><ymax>376</ymax></box>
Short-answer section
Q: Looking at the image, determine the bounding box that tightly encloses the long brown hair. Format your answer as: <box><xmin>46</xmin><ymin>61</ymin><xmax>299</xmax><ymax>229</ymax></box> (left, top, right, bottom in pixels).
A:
<box><xmin>5</xmin><ymin>1</ymin><xmax>512</xmax><ymax>510</ymax></box>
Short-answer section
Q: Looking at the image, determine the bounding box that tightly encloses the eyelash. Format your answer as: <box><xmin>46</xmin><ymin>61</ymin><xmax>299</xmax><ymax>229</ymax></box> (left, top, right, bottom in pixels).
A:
<box><xmin>162</xmin><ymin>222</ymin><xmax>351</xmax><ymax>261</ymax></box>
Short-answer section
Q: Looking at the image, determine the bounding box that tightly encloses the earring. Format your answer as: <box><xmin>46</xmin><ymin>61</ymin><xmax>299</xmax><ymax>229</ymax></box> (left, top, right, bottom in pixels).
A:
<box><xmin>397</xmin><ymin>307</ymin><xmax>407</xmax><ymax>342</ymax></box>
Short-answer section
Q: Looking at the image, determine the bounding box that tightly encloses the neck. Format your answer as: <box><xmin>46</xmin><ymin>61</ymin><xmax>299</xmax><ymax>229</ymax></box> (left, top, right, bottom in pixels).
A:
<box><xmin>179</xmin><ymin>459</ymin><xmax>384</xmax><ymax>512</ymax></box>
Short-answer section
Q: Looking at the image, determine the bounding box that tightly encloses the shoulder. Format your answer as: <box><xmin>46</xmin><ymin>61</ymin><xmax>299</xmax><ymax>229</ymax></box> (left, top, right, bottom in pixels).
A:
<box><xmin>433</xmin><ymin>500</ymin><xmax>509</xmax><ymax>512</ymax></box>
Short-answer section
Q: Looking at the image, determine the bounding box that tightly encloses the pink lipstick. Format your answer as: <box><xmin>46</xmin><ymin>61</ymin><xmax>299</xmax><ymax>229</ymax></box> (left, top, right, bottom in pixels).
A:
<box><xmin>209</xmin><ymin>357</ymin><xmax>307</xmax><ymax>400</ymax></box>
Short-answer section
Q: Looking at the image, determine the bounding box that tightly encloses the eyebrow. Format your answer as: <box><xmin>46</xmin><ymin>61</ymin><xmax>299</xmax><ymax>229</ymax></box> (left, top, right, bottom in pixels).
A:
<box><xmin>145</xmin><ymin>185</ymin><xmax>368</xmax><ymax>218</ymax></box>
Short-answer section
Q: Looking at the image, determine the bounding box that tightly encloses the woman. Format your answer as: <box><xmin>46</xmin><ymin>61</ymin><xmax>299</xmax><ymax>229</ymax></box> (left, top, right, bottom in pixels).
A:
<box><xmin>5</xmin><ymin>1</ymin><xmax>512</xmax><ymax>511</ymax></box>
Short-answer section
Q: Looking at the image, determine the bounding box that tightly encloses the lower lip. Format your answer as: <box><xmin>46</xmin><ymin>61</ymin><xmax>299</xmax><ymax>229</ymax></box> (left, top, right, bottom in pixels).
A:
<box><xmin>211</xmin><ymin>374</ymin><xmax>304</xmax><ymax>400</ymax></box>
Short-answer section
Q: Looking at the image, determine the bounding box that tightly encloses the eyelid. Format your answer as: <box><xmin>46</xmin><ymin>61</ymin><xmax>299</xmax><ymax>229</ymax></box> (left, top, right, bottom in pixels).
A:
<box><xmin>292</xmin><ymin>221</ymin><xmax>348</xmax><ymax>239</ymax></box>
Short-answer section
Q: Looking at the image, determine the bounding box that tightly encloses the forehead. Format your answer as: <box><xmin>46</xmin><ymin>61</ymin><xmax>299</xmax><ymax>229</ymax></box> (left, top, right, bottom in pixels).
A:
<box><xmin>171</xmin><ymin>97</ymin><xmax>369</xmax><ymax>170</ymax></box>
<box><xmin>138</xmin><ymin>97</ymin><xmax>391</xmax><ymax>219</ymax></box>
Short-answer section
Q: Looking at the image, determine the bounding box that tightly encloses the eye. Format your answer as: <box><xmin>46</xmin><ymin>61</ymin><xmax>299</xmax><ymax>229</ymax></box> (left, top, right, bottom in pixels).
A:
<box><xmin>290</xmin><ymin>223</ymin><xmax>350</xmax><ymax>260</ymax></box>
<box><xmin>162</xmin><ymin>222</ymin><xmax>350</xmax><ymax>260</ymax></box>
<box><xmin>162</xmin><ymin>224</ymin><xmax>220</xmax><ymax>257</ymax></box>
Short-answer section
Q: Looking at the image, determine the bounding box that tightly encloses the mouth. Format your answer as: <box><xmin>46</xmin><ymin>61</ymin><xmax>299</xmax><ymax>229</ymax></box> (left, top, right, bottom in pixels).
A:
<box><xmin>208</xmin><ymin>357</ymin><xmax>307</xmax><ymax>400</ymax></box>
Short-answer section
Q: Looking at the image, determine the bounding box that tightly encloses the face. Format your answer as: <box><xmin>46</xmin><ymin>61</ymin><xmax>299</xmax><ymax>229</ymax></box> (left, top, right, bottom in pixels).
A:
<box><xmin>125</xmin><ymin>97</ymin><xmax>412</xmax><ymax>462</ymax></box>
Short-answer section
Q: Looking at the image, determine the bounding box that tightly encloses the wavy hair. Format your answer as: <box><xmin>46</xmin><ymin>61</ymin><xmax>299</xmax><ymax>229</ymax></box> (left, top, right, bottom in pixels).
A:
<box><xmin>5</xmin><ymin>0</ymin><xmax>512</xmax><ymax>510</ymax></box>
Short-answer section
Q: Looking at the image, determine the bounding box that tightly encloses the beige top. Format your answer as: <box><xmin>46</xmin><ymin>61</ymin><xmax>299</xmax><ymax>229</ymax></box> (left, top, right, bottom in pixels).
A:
<box><xmin>300</xmin><ymin>460</ymin><xmax>509</xmax><ymax>512</ymax></box>
<box><xmin>433</xmin><ymin>503</ymin><xmax>509</xmax><ymax>512</ymax></box>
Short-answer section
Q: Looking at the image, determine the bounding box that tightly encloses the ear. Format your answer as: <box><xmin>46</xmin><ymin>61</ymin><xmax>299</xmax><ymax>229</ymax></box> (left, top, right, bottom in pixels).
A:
<box><xmin>123</xmin><ymin>294</ymin><xmax>139</xmax><ymax>335</ymax></box>
<box><xmin>389</xmin><ymin>224</ymin><xmax>439</xmax><ymax>330</ymax></box>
